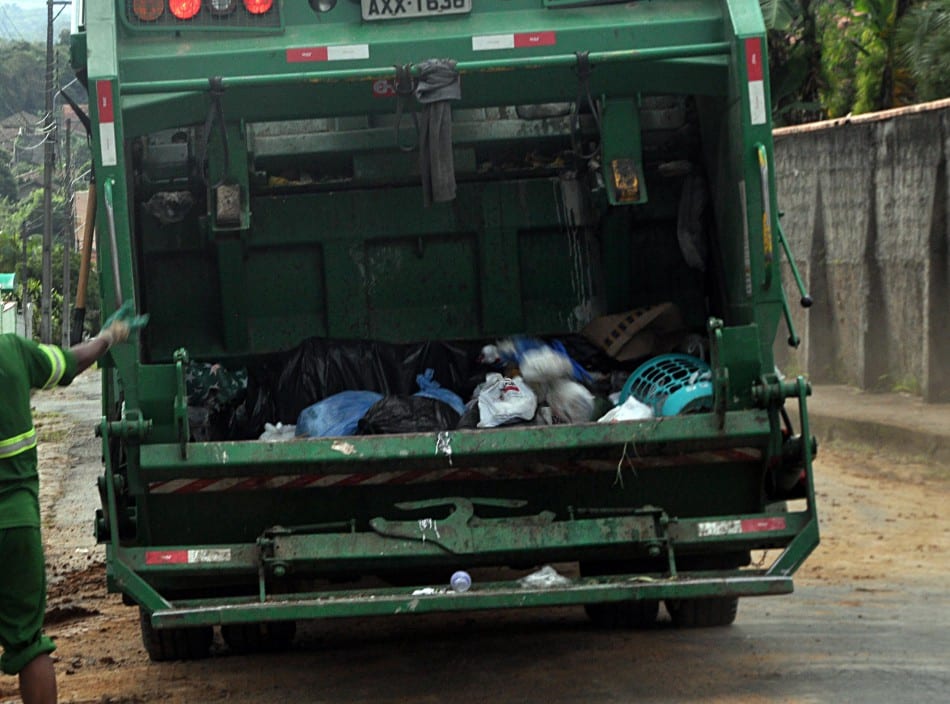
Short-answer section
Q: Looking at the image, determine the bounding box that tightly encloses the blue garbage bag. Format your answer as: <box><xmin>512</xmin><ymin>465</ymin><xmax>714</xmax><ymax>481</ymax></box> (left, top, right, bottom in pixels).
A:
<box><xmin>413</xmin><ymin>368</ymin><xmax>466</xmax><ymax>415</ymax></box>
<box><xmin>296</xmin><ymin>391</ymin><xmax>383</xmax><ymax>438</ymax></box>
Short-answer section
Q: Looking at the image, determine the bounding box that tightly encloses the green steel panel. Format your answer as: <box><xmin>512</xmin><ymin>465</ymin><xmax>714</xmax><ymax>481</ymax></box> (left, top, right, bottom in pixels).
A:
<box><xmin>114</xmin><ymin>3</ymin><xmax>727</xmax><ymax>90</ymax></box>
<box><xmin>518</xmin><ymin>226</ymin><xmax>597</xmax><ymax>332</ymax></box>
<box><xmin>120</xmin><ymin>58</ymin><xmax>730</xmax><ymax>138</ymax></box>
<box><xmin>364</xmin><ymin>235</ymin><xmax>481</xmax><ymax>340</ymax></box>
<box><xmin>123</xmin><ymin>511</ymin><xmax>809</xmax><ymax>573</ymax></box>
<box><xmin>246</xmin><ymin>245</ymin><xmax>328</xmax><ymax>349</ymax></box>
<box><xmin>138</xmin><ymin>410</ymin><xmax>770</xmax><ymax>476</ymax></box>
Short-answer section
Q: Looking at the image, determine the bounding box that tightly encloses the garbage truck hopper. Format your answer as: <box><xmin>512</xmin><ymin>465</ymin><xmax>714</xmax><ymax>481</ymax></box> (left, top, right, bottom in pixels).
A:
<box><xmin>70</xmin><ymin>0</ymin><xmax>819</xmax><ymax>659</ymax></box>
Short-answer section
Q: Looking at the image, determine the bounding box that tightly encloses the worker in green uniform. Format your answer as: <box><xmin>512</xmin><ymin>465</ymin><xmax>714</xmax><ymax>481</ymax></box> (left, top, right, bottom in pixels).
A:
<box><xmin>1</xmin><ymin>305</ymin><xmax>142</xmax><ymax>704</ymax></box>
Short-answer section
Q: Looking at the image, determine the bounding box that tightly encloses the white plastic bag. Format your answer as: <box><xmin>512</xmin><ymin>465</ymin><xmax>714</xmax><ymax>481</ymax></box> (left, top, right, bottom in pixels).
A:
<box><xmin>258</xmin><ymin>422</ymin><xmax>298</xmax><ymax>442</ymax></box>
<box><xmin>597</xmin><ymin>396</ymin><xmax>654</xmax><ymax>423</ymax></box>
<box><xmin>477</xmin><ymin>373</ymin><xmax>538</xmax><ymax>428</ymax></box>
<box><xmin>547</xmin><ymin>378</ymin><xmax>595</xmax><ymax>424</ymax></box>
<box><xmin>519</xmin><ymin>347</ymin><xmax>574</xmax><ymax>384</ymax></box>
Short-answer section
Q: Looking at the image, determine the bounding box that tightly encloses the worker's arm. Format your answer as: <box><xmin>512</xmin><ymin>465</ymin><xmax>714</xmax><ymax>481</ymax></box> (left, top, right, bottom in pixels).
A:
<box><xmin>70</xmin><ymin>318</ymin><xmax>133</xmax><ymax>374</ymax></box>
<box><xmin>69</xmin><ymin>336</ymin><xmax>112</xmax><ymax>374</ymax></box>
<box><xmin>16</xmin><ymin>308</ymin><xmax>142</xmax><ymax>390</ymax></box>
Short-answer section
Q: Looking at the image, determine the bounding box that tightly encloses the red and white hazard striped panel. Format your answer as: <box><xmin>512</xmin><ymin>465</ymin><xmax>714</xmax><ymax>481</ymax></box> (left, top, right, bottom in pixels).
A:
<box><xmin>145</xmin><ymin>548</ymin><xmax>232</xmax><ymax>565</ymax></box>
<box><xmin>96</xmin><ymin>80</ymin><xmax>117</xmax><ymax>167</ymax></box>
<box><xmin>696</xmin><ymin>516</ymin><xmax>786</xmax><ymax>537</ymax></box>
<box><xmin>286</xmin><ymin>44</ymin><xmax>370</xmax><ymax>63</ymax></box>
<box><xmin>472</xmin><ymin>31</ymin><xmax>556</xmax><ymax>51</ymax></box>
<box><xmin>745</xmin><ymin>37</ymin><xmax>767</xmax><ymax>125</ymax></box>
<box><xmin>147</xmin><ymin>448</ymin><xmax>762</xmax><ymax>494</ymax></box>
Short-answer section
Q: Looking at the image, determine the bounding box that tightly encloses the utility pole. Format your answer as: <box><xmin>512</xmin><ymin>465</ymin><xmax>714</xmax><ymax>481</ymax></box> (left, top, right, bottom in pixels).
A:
<box><xmin>62</xmin><ymin>117</ymin><xmax>72</xmax><ymax>347</ymax></box>
<box><xmin>20</xmin><ymin>220</ymin><xmax>31</xmax><ymax>339</ymax></box>
<box><xmin>40</xmin><ymin>0</ymin><xmax>55</xmax><ymax>343</ymax></box>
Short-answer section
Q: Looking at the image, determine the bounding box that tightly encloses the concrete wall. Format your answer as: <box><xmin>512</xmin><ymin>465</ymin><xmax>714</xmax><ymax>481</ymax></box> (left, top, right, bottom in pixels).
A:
<box><xmin>773</xmin><ymin>99</ymin><xmax>950</xmax><ymax>402</ymax></box>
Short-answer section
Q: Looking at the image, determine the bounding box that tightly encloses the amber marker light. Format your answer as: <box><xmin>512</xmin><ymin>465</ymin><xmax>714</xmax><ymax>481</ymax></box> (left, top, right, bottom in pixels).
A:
<box><xmin>132</xmin><ymin>0</ymin><xmax>165</xmax><ymax>21</ymax></box>
<box><xmin>243</xmin><ymin>0</ymin><xmax>274</xmax><ymax>14</ymax></box>
<box><xmin>169</xmin><ymin>0</ymin><xmax>201</xmax><ymax>19</ymax></box>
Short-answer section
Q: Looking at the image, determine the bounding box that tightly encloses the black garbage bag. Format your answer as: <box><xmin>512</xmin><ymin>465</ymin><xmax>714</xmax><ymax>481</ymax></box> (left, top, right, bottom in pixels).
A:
<box><xmin>455</xmin><ymin>401</ymin><xmax>480</xmax><ymax>429</ymax></box>
<box><xmin>227</xmin><ymin>337</ymin><xmax>482</xmax><ymax>439</ymax></box>
<box><xmin>358</xmin><ymin>396</ymin><xmax>460</xmax><ymax>435</ymax></box>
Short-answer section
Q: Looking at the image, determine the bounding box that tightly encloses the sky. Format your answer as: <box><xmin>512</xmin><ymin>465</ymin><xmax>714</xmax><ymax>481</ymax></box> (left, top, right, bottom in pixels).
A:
<box><xmin>0</xmin><ymin>0</ymin><xmax>72</xmax><ymax>43</ymax></box>
<box><xmin>0</xmin><ymin>1</ymin><xmax>60</xmax><ymax>8</ymax></box>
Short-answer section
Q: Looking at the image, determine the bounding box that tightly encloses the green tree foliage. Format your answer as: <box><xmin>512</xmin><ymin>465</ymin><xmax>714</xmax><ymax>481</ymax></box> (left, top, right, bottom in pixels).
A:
<box><xmin>811</xmin><ymin>0</ymin><xmax>917</xmax><ymax>118</ymax></box>
<box><xmin>0</xmin><ymin>33</ymin><xmax>96</xmax><ymax>341</ymax></box>
<box><xmin>854</xmin><ymin>0</ymin><xmax>915</xmax><ymax>110</ymax></box>
<box><xmin>0</xmin><ymin>187</ymin><xmax>101</xmax><ymax>341</ymax></box>
<box><xmin>0</xmin><ymin>40</ymin><xmax>47</xmax><ymax>118</ymax></box>
<box><xmin>767</xmin><ymin>0</ymin><xmax>827</xmax><ymax>125</ymax></box>
<box><xmin>816</xmin><ymin>2</ymin><xmax>863</xmax><ymax>117</ymax></box>
<box><xmin>897</xmin><ymin>0</ymin><xmax>950</xmax><ymax>101</ymax></box>
<box><xmin>765</xmin><ymin>0</ymin><xmax>946</xmax><ymax>123</ymax></box>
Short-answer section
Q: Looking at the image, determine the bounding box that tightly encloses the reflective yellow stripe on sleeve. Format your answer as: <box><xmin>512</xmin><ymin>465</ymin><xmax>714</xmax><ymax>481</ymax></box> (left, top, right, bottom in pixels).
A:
<box><xmin>0</xmin><ymin>427</ymin><xmax>38</xmax><ymax>459</ymax></box>
<box><xmin>39</xmin><ymin>344</ymin><xmax>67</xmax><ymax>390</ymax></box>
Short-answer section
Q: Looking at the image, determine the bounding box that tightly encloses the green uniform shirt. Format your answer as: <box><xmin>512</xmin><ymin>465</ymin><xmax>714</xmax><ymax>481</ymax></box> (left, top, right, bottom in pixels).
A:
<box><xmin>0</xmin><ymin>334</ymin><xmax>78</xmax><ymax>529</ymax></box>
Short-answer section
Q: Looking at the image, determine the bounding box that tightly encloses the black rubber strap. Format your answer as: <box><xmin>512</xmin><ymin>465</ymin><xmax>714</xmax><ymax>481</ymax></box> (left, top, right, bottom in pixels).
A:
<box><xmin>393</xmin><ymin>64</ymin><xmax>418</xmax><ymax>152</ymax></box>
<box><xmin>198</xmin><ymin>76</ymin><xmax>231</xmax><ymax>186</ymax></box>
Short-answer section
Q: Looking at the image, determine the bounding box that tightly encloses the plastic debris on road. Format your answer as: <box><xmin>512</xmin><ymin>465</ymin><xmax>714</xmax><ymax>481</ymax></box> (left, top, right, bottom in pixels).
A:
<box><xmin>518</xmin><ymin>565</ymin><xmax>572</xmax><ymax>588</ymax></box>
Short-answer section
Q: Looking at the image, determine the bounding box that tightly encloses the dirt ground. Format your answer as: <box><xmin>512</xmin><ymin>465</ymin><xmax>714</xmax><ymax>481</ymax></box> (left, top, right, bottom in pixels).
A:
<box><xmin>2</xmin><ymin>375</ymin><xmax>948</xmax><ymax>703</ymax></box>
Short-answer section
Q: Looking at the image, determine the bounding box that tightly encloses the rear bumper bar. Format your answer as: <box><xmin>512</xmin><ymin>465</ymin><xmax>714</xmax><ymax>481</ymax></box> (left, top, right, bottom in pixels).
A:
<box><xmin>110</xmin><ymin>508</ymin><xmax>816</xmax><ymax>629</ymax></box>
<box><xmin>139</xmin><ymin>572</ymin><xmax>793</xmax><ymax>629</ymax></box>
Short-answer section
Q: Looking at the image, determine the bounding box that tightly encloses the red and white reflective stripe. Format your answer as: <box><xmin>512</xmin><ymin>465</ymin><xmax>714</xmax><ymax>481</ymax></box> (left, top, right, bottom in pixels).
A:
<box><xmin>472</xmin><ymin>31</ymin><xmax>556</xmax><ymax>51</ymax></box>
<box><xmin>745</xmin><ymin>37</ymin><xmax>767</xmax><ymax>125</ymax></box>
<box><xmin>287</xmin><ymin>44</ymin><xmax>370</xmax><ymax>63</ymax></box>
<box><xmin>150</xmin><ymin>468</ymin><xmax>512</xmax><ymax>494</ymax></box>
<box><xmin>148</xmin><ymin>448</ymin><xmax>762</xmax><ymax>494</ymax></box>
<box><xmin>697</xmin><ymin>516</ymin><xmax>786</xmax><ymax>537</ymax></box>
<box><xmin>96</xmin><ymin>80</ymin><xmax>117</xmax><ymax>167</ymax></box>
<box><xmin>145</xmin><ymin>548</ymin><xmax>232</xmax><ymax>565</ymax></box>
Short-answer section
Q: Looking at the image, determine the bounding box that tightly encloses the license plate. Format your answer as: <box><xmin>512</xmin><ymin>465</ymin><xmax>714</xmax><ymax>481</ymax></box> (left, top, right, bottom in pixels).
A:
<box><xmin>362</xmin><ymin>0</ymin><xmax>472</xmax><ymax>22</ymax></box>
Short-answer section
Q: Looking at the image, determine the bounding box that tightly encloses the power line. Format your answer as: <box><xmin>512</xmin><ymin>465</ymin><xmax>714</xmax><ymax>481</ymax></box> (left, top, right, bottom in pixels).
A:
<box><xmin>0</xmin><ymin>7</ymin><xmax>25</xmax><ymax>42</ymax></box>
<box><xmin>15</xmin><ymin>133</ymin><xmax>53</xmax><ymax>150</ymax></box>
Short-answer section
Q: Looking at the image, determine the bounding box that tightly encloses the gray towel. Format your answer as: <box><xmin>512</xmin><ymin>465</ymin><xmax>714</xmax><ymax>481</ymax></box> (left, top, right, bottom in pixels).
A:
<box><xmin>415</xmin><ymin>59</ymin><xmax>461</xmax><ymax>206</ymax></box>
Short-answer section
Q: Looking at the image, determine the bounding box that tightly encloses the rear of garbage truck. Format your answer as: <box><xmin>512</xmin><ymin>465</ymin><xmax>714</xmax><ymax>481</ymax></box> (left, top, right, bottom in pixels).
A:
<box><xmin>71</xmin><ymin>0</ymin><xmax>819</xmax><ymax>659</ymax></box>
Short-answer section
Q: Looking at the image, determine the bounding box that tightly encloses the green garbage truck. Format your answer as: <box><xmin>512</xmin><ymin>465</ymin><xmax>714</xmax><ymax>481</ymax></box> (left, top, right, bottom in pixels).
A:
<box><xmin>69</xmin><ymin>0</ymin><xmax>819</xmax><ymax>659</ymax></box>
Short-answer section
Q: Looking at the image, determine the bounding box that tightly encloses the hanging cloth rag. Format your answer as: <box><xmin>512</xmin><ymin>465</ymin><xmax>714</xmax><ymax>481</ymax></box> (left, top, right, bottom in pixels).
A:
<box><xmin>414</xmin><ymin>59</ymin><xmax>461</xmax><ymax>206</ymax></box>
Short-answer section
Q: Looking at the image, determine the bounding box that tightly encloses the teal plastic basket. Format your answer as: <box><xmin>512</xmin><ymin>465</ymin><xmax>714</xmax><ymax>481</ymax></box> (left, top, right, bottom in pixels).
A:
<box><xmin>619</xmin><ymin>354</ymin><xmax>713</xmax><ymax>416</ymax></box>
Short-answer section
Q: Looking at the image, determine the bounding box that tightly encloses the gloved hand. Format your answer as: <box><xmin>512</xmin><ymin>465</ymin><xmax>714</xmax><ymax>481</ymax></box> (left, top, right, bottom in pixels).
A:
<box><xmin>97</xmin><ymin>301</ymin><xmax>149</xmax><ymax>349</ymax></box>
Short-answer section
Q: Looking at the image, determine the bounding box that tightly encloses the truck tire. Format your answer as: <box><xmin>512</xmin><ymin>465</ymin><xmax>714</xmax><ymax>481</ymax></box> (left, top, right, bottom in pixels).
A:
<box><xmin>139</xmin><ymin>608</ymin><xmax>213</xmax><ymax>661</ymax></box>
<box><xmin>665</xmin><ymin>597</ymin><xmax>738</xmax><ymax>628</ymax></box>
<box><xmin>584</xmin><ymin>599</ymin><xmax>660</xmax><ymax>629</ymax></box>
<box><xmin>221</xmin><ymin>621</ymin><xmax>297</xmax><ymax>654</ymax></box>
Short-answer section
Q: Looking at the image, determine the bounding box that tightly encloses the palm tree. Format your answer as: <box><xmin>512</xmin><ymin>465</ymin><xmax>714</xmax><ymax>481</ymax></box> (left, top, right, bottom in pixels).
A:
<box><xmin>897</xmin><ymin>0</ymin><xmax>950</xmax><ymax>101</ymax></box>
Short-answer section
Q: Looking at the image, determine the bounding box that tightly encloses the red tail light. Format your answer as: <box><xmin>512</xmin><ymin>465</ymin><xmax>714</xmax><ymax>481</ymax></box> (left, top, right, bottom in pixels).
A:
<box><xmin>243</xmin><ymin>0</ymin><xmax>274</xmax><ymax>14</ymax></box>
<box><xmin>169</xmin><ymin>0</ymin><xmax>201</xmax><ymax>19</ymax></box>
<box><xmin>132</xmin><ymin>0</ymin><xmax>165</xmax><ymax>21</ymax></box>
